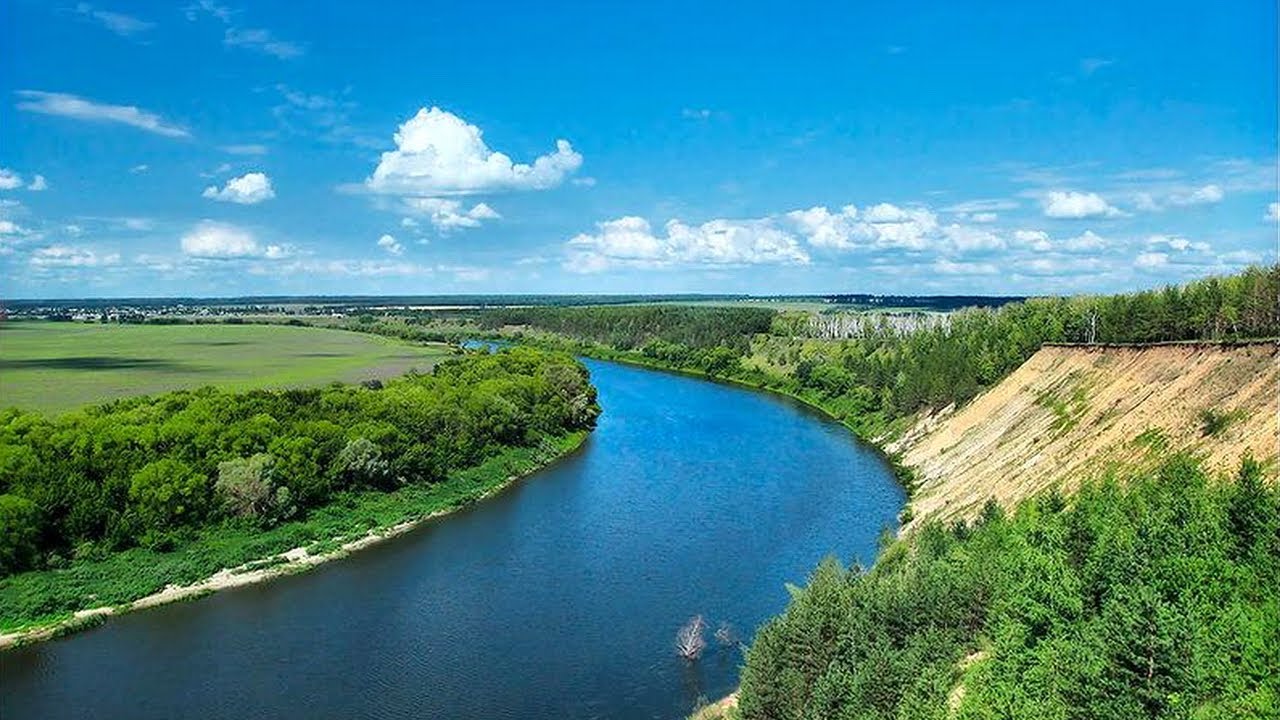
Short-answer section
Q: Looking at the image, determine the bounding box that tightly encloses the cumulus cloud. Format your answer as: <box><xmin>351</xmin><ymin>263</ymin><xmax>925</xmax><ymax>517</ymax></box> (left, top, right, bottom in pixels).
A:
<box><xmin>30</xmin><ymin>245</ymin><xmax>119</xmax><ymax>268</ymax></box>
<box><xmin>1146</xmin><ymin>234</ymin><xmax>1210</xmax><ymax>253</ymax></box>
<box><xmin>365</xmin><ymin>107</ymin><xmax>582</xmax><ymax>196</ymax></box>
<box><xmin>1134</xmin><ymin>252</ymin><xmax>1168</xmax><ymax>269</ymax></box>
<box><xmin>1136</xmin><ymin>184</ymin><xmax>1226</xmax><ymax>211</ymax></box>
<box><xmin>0</xmin><ymin>169</ymin><xmax>48</xmax><ymax>192</ymax></box>
<box><xmin>0</xmin><ymin>169</ymin><xmax>23</xmax><ymax>190</ymax></box>
<box><xmin>786</xmin><ymin>203</ymin><xmax>939</xmax><ymax>251</ymax></box>
<box><xmin>16</xmin><ymin>90</ymin><xmax>189</xmax><ymax>138</ymax></box>
<box><xmin>1041</xmin><ymin>190</ymin><xmax>1123</xmax><ymax>219</ymax></box>
<box><xmin>376</xmin><ymin>234</ymin><xmax>403</xmax><ymax>255</ymax></box>
<box><xmin>1061</xmin><ymin>230</ymin><xmax>1107</xmax><ymax>252</ymax></box>
<box><xmin>565</xmin><ymin>216</ymin><xmax>809</xmax><ymax>273</ymax></box>
<box><xmin>400</xmin><ymin>198</ymin><xmax>501</xmax><ymax>230</ymax></box>
<box><xmin>1013</xmin><ymin>229</ymin><xmax>1053</xmax><ymax>251</ymax></box>
<box><xmin>202</xmin><ymin>172</ymin><xmax>275</xmax><ymax>204</ymax></box>
<box><xmin>74</xmin><ymin>3</ymin><xmax>154</xmax><ymax>37</ymax></box>
<box><xmin>180</xmin><ymin>220</ymin><xmax>287</xmax><ymax>258</ymax></box>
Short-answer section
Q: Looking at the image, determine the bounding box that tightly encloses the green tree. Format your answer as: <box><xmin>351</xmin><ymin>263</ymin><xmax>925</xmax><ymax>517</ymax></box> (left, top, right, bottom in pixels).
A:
<box><xmin>0</xmin><ymin>494</ymin><xmax>42</xmax><ymax>574</ymax></box>
<box><xmin>127</xmin><ymin>458</ymin><xmax>208</xmax><ymax>532</ymax></box>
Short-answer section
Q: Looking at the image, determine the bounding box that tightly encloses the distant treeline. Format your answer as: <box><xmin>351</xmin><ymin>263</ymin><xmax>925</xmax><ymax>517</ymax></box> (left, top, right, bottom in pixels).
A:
<box><xmin>477</xmin><ymin>305</ymin><xmax>776</xmax><ymax>353</ymax></box>
<box><xmin>0</xmin><ymin>348</ymin><xmax>598</xmax><ymax>577</ymax></box>
<box><xmin>475</xmin><ymin>266</ymin><xmax>1277</xmax><ymax>439</ymax></box>
<box><xmin>737</xmin><ymin>455</ymin><xmax>1279</xmax><ymax>719</ymax></box>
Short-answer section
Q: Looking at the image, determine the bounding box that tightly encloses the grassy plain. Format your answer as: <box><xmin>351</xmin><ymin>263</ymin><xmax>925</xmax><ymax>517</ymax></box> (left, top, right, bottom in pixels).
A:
<box><xmin>0</xmin><ymin>321</ymin><xmax>454</xmax><ymax>414</ymax></box>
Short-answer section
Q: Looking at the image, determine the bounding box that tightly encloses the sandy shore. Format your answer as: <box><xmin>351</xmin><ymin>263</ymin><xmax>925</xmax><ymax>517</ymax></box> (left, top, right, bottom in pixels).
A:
<box><xmin>0</xmin><ymin>434</ymin><xmax>587</xmax><ymax>650</ymax></box>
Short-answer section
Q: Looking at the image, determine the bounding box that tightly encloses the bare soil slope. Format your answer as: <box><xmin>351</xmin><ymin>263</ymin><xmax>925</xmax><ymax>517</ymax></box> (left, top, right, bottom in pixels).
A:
<box><xmin>892</xmin><ymin>342</ymin><xmax>1278</xmax><ymax>530</ymax></box>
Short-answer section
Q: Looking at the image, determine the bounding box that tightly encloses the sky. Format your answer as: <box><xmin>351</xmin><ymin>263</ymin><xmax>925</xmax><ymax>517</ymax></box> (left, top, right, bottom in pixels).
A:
<box><xmin>1</xmin><ymin>1</ymin><xmax>1276</xmax><ymax>298</ymax></box>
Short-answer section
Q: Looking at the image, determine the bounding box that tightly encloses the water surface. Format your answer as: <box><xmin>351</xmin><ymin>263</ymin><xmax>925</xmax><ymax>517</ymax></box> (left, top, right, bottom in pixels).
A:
<box><xmin>1</xmin><ymin>357</ymin><xmax>903</xmax><ymax>720</ymax></box>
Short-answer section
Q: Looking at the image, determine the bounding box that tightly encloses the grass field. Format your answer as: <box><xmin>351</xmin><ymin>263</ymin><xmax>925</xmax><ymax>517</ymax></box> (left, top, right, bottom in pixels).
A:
<box><xmin>0</xmin><ymin>321</ymin><xmax>455</xmax><ymax>414</ymax></box>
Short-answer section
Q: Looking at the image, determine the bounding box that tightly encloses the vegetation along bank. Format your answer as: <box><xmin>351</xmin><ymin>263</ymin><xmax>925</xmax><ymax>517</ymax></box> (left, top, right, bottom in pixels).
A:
<box><xmin>0</xmin><ymin>347</ymin><xmax>599</xmax><ymax>645</ymax></box>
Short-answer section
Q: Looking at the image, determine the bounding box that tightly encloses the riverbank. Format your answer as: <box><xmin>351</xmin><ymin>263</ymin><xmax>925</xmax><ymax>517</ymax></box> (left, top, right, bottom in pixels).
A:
<box><xmin>0</xmin><ymin>431</ymin><xmax>589</xmax><ymax>650</ymax></box>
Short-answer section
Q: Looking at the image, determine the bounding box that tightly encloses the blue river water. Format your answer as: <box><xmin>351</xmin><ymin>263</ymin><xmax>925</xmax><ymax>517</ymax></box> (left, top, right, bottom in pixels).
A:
<box><xmin>0</xmin><ymin>355</ymin><xmax>903</xmax><ymax>720</ymax></box>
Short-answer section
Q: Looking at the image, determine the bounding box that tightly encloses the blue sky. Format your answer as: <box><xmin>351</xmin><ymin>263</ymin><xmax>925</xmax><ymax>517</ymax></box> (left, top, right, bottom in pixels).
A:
<box><xmin>1</xmin><ymin>0</ymin><xmax>1276</xmax><ymax>298</ymax></box>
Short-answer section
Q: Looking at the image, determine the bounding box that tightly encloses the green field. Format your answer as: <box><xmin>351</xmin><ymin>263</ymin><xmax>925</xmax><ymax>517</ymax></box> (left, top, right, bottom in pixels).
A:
<box><xmin>0</xmin><ymin>322</ymin><xmax>455</xmax><ymax>414</ymax></box>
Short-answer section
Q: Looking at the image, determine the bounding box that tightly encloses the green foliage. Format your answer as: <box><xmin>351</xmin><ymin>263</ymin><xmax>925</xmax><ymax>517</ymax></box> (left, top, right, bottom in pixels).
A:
<box><xmin>0</xmin><ymin>494</ymin><xmax>42</xmax><ymax>575</ymax></box>
<box><xmin>479</xmin><ymin>304</ymin><xmax>776</xmax><ymax>352</ymax></box>
<box><xmin>736</xmin><ymin>456</ymin><xmax>1280</xmax><ymax>719</ymax></box>
<box><xmin>1198</xmin><ymin>408</ymin><xmax>1245</xmax><ymax>437</ymax></box>
<box><xmin>484</xmin><ymin>267</ymin><xmax>1277</xmax><ymax>446</ymax></box>
<box><xmin>0</xmin><ymin>431</ymin><xmax>587</xmax><ymax>631</ymax></box>
<box><xmin>128</xmin><ymin>459</ymin><xmax>208</xmax><ymax>542</ymax></box>
<box><xmin>0</xmin><ymin>347</ymin><xmax>599</xmax><ymax>577</ymax></box>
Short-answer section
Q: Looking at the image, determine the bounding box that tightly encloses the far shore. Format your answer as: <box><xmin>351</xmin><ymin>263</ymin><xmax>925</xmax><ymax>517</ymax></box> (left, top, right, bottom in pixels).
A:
<box><xmin>0</xmin><ymin>432</ymin><xmax>589</xmax><ymax>651</ymax></box>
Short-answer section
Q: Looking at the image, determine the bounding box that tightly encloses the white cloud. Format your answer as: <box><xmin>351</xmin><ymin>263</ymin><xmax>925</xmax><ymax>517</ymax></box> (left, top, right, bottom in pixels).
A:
<box><xmin>0</xmin><ymin>169</ymin><xmax>48</xmax><ymax>192</ymax></box>
<box><xmin>565</xmin><ymin>215</ymin><xmax>809</xmax><ymax>273</ymax></box>
<box><xmin>786</xmin><ymin>203</ymin><xmax>939</xmax><ymax>251</ymax></box>
<box><xmin>1137</xmin><ymin>184</ymin><xmax>1226</xmax><ymax>211</ymax></box>
<box><xmin>1266</xmin><ymin>202</ymin><xmax>1279</xmax><ymax>222</ymax></box>
<box><xmin>399</xmin><ymin>198</ymin><xmax>502</xmax><ymax>231</ymax></box>
<box><xmin>377</xmin><ymin>234</ymin><xmax>403</xmax><ymax>255</ymax></box>
<box><xmin>681</xmin><ymin>108</ymin><xmax>713</xmax><ymax>120</ymax></box>
<box><xmin>1166</xmin><ymin>184</ymin><xmax>1224</xmax><ymax>207</ymax></box>
<box><xmin>366</xmin><ymin>107</ymin><xmax>582</xmax><ymax>196</ymax></box>
<box><xmin>180</xmin><ymin>220</ymin><xmax>287</xmax><ymax>258</ymax></box>
<box><xmin>1042</xmin><ymin>190</ymin><xmax>1123</xmax><ymax>219</ymax></box>
<box><xmin>0</xmin><ymin>219</ymin><xmax>27</xmax><ymax>236</ymax></box>
<box><xmin>202</xmin><ymin>172</ymin><xmax>275</xmax><ymax>204</ymax></box>
<box><xmin>1079</xmin><ymin>57</ymin><xmax>1113</xmax><ymax>75</ymax></box>
<box><xmin>75</xmin><ymin>3</ymin><xmax>154</xmax><ymax>37</ymax></box>
<box><xmin>1013</xmin><ymin>229</ymin><xmax>1052</xmax><ymax>251</ymax></box>
<box><xmin>969</xmin><ymin>212</ymin><xmax>998</xmax><ymax>223</ymax></box>
<box><xmin>187</xmin><ymin>1</ymin><xmax>302</xmax><ymax>58</ymax></box>
<box><xmin>0</xmin><ymin>169</ymin><xmax>22</xmax><ymax>190</ymax></box>
<box><xmin>130</xmin><ymin>164</ymin><xmax>149</xmax><ymax>174</ymax></box>
<box><xmin>222</xmin><ymin>144</ymin><xmax>268</xmax><ymax>156</ymax></box>
<box><xmin>224</xmin><ymin>27</ymin><xmax>303</xmax><ymax>59</ymax></box>
<box><xmin>16</xmin><ymin>90</ymin><xmax>189</xmax><ymax>138</ymax></box>
<box><xmin>1134</xmin><ymin>251</ymin><xmax>1168</xmax><ymax>269</ymax></box>
<box><xmin>942</xmin><ymin>224</ymin><xmax>1005</xmax><ymax>252</ymax></box>
<box><xmin>30</xmin><ymin>245</ymin><xmax>120</xmax><ymax>268</ymax></box>
<box><xmin>1061</xmin><ymin>230</ymin><xmax>1107</xmax><ymax>252</ymax></box>
<box><xmin>933</xmin><ymin>259</ymin><xmax>998</xmax><ymax>275</ymax></box>
<box><xmin>1146</xmin><ymin>234</ymin><xmax>1210</xmax><ymax>253</ymax></box>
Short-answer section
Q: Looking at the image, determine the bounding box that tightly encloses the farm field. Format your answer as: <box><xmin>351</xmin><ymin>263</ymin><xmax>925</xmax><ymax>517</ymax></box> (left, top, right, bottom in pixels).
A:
<box><xmin>0</xmin><ymin>322</ymin><xmax>454</xmax><ymax>414</ymax></box>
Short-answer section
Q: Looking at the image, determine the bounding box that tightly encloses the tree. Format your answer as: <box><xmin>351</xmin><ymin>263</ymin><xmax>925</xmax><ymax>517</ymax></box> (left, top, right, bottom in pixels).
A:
<box><xmin>127</xmin><ymin>458</ymin><xmax>208</xmax><ymax>532</ymax></box>
<box><xmin>333</xmin><ymin>437</ymin><xmax>390</xmax><ymax>489</ymax></box>
<box><xmin>0</xmin><ymin>494</ymin><xmax>41</xmax><ymax>574</ymax></box>
<box><xmin>216</xmin><ymin>453</ymin><xmax>277</xmax><ymax>519</ymax></box>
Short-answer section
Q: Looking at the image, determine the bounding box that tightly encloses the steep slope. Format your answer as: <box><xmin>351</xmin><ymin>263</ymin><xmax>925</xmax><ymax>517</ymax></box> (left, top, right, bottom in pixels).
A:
<box><xmin>892</xmin><ymin>341</ymin><xmax>1277</xmax><ymax>530</ymax></box>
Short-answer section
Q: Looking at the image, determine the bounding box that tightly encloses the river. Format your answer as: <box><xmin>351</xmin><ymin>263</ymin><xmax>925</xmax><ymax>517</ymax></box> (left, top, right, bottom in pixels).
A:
<box><xmin>0</xmin><ymin>356</ymin><xmax>903</xmax><ymax>720</ymax></box>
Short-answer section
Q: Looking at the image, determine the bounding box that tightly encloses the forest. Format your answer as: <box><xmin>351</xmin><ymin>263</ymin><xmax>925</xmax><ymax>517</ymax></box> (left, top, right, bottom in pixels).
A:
<box><xmin>734</xmin><ymin>455</ymin><xmax>1279</xmax><ymax>719</ymax></box>
<box><xmin>0</xmin><ymin>347</ymin><xmax>598</xmax><ymax>579</ymax></box>
<box><xmin>481</xmin><ymin>266</ymin><xmax>1278</xmax><ymax>439</ymax></box>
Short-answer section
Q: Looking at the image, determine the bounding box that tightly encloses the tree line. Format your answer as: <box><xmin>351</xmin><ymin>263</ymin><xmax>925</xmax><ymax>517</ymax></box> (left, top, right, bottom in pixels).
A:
<box><xmin>467</xmin><ymin>266</ymin><xmax>1276</xmax><ymax>439</ymax></box>
<box><xmin>0</xmin><ymin>348</ymin><xmax>598</xmax><ymax>577</ymax></box>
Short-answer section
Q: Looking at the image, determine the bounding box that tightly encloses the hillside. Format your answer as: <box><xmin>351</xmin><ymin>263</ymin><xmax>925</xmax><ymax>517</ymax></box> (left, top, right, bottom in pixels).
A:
<box><xmin>892</xmin><ymin>341</ymin><xmax>1278</xmax><ymax>530</ymax></box>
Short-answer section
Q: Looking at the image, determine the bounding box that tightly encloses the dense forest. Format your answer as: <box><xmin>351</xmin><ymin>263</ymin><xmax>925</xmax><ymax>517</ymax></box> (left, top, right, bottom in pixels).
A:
<box><xmin>735</xmin><ymin>455</ymin><xmax>1279</xmax><ymax>719</ymax></box>
<box><xmin>0</xmin><ymin>348</ymin><xmax>598</xmax><ymax>578</ymax></box>
<box><xmin>482</xmin><ymin>266</ymin><xmax>1278</xmax><ymax>438</ymax></box>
